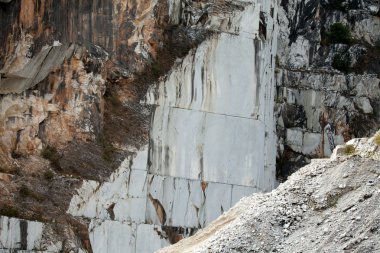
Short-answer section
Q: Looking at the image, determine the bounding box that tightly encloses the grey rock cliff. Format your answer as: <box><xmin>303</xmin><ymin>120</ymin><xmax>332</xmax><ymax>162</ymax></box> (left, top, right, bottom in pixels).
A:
<box><xmin>275</xmin><ymin>0</ymin><xmax>380</xmax><ymax>180</ymax></box>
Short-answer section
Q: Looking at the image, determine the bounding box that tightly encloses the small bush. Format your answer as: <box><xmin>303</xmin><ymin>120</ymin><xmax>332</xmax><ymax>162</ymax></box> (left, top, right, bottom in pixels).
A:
<box><xmin>342</xmin><ymin>144</ymin><xmax>356</xmax><ymax>155</ymax></box>
<box><xmin>41</xmin><ymin>146</ymin><xmax>61</xmax><ymax>169</ymax></box>
<box><xmin>0</xmin><ymin>206</ymin><xmax>19</xmax><ymax>218</ymax></box>
<box><xmin>373</xmin><ymin>133</ymin><xmax>380</xmax><ymax>146</ymax></box>
<box><xmin>43</xmin><ymin>170</ymin><xmax>54</xmax><ymax>180</ymax></box>
<box><xmin>332</xmin><ymin>52</ymin><xmax>351</xmax><ymax>73</ymax></box>
<box><xmin>326</xmin><ymin>23</ymin><xmax>352</xmax><ymax>44</ymax></box>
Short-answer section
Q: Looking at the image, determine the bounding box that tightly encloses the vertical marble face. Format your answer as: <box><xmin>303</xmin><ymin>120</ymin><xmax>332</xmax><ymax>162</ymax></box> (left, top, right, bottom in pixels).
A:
<box><xmin>66</xmin><ymin>1</ymin><xmax>279</xmax><ymax>252</ymax></box>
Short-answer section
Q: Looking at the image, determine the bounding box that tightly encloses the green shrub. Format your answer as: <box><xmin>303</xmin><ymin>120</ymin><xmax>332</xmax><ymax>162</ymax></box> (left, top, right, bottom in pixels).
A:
<box><xmin>0</xmin><ymin>206</ymin><xmax>19</xmax><ymax>218</ymax></box>
<box><xmin>342</xmin><ymin>144</ymin><xmax>356</xmax><ymax>155</ymax></box>
<box><xmin>332</xmin><ymin>52</ymin><xmax>351</xmax><ymax>73</ymax></box>
<box><xmin>41</xmin><ymin>146</ymin><xmax>61</xmax><ymax>169</ymax></box>
<box><xmin>327</xmin><ymin>23</ymin><xmax>352</xmax><ymax>44</ymax></box>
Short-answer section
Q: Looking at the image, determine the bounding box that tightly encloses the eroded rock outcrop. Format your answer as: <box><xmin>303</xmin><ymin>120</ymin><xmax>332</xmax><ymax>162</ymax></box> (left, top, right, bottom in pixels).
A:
<box><xmin>0</xmin><ymin>216</ymin><xmax>87</xmax><ymax>252</ymax></box>
<box><xmin>0</xmin><ymin>44</ymin><xmax>106</xmax><ymax>168</ymax></box>
<box><xmin>275</xmin><ymin>0</ymin><xmax>380</xmax><ymax>179</ymax></box>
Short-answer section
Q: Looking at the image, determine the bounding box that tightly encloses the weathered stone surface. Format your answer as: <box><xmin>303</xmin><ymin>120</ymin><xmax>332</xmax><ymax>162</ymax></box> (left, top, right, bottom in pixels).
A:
<box><xmin>1</xmin><ymin>0</ymin><xmax>379</xmax><ymax>252</ymax></box>
<box><xmin>0</xmin><ymin>216</ymin><xmax>43</xmax><ymax>250</ymax></box>
<box><xmin>0</xmin><ymin>44</ymin><xmax>76</xmax><ymax>94</ymax></box>
<box><xmin>354</xmin><ymin>96</ymin><xmax>373</xmax><ymax>114</ymax></box>
<box><xmin>158</xmin><ymin>133</ymin><xmax>380</xmax><ymax>253</ymax></box>
<box><xmin>286</xmin><ymin>128</ymin><xmax>304</xmax><ymax>153</ymax></box>
<box><xmin>275</xmin><ymin>0</ymin><xmax>380</xmax><ymax>178</ymax></box>
<box><xmin>0</xmin><ymin>0</ymin><xmax>172</xmax><ymax>251</ymax></box>
<box><xmin>0</xmin><ymin>216</ymin><xmax>85</xmax><ymax>252</ymax></box>
<box><xmin>149</xmin><ymin>107</ymin><xmax>274</xmax><ymax>188</ymax></box>
<box><xmin>89</xmin><ymin>220</ymin><xmax>136</xmax><ymax>253</ymax></box>
<box><xmin>0</xmin><ymin>0</ymin><xmax>165</xmax><ymax>74</ymax></box>
<box><xmin>66</xmin><ymin>1</ymin><xmax>279</xmax><ymax>252</ymax></box>
<box><xmin>0</xmin><ymin>46</ymin><xmax>106</xmax><ymax>169</ymax></box>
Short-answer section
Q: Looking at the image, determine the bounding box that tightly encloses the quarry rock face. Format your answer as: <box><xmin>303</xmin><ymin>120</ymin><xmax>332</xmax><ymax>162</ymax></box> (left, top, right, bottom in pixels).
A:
<box><xmin>0</xmin><ymin>216</ymin><xmax>87</xmax><ymax>252</ymax></box>
<box><xmin>1</xmin><ymin>0</ymin><xmax>279</xmax><ymax>252</ymax></box>
<box><xmin>158</xmin><ymin>131</ymin><xmax>380</xmax><ymax>253</ymax></box>
<box><xmin>0</xmin><ymin>0</ymin><xmax>170</xmax><ymax>171</ymax></box>
<box><xmin>275</xmin><ymin>0</ymin><xmax>380</xmax><ymax>179</ymax></box>
<box><xmin>0</xmin><ymin>0</ymin><xmax>170</xmax><ymax>251</ymax></box>
<box><xmin>0</xmin><ymin>0</ymin><xmax>379</xmax><ymax>252</ymax></box>
<box><xmin>67</xmin><ymin>1</ymin><xmax>278</xmax><ymax>252</ymax></box>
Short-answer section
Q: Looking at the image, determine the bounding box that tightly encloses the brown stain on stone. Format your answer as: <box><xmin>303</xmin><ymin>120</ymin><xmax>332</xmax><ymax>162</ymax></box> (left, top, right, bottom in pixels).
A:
<box><xmin>161</xmin><ymin>227</ymin><xmax>184</xmax><ymax>244</ymax></box>
<box><xmin>319</xmin><ymin>110</ymin><xmax>329</xmax><ymax>157</ymax></box>
<box><xmin>19</xmin><ymin>0</ymin><xmax>35</xmax><ymax>29</ymax></box>
<box><xmin>149</xmin><ymin>194</ymin><xmax>166</xmax><ymax>225</ymax></box>
<box><xmin>201</xmin><ymin>181</ymin><xmax>208</xmax><ymax>193</ymax></box>
<box><xmin>106</xmin><ymin>203</ymin><xmax>116</xmax><ymax>220</ymax></box>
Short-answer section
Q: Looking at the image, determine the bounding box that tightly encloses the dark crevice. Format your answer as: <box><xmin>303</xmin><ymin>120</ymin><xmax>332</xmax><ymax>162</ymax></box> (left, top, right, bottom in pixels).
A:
<box><xmin>107</xmin><ymin>203</ymin><xmax>115</xmax><ymax>220</ymax></box>
<box><xmin>20</xmin><ymin>220</ymin><xmax>28</xmax><ymax>250</ymax></box>
<box><xmin>161</xmin><ymin>226</ymin><xmax>198</xmax><ymax>244</ymax></box>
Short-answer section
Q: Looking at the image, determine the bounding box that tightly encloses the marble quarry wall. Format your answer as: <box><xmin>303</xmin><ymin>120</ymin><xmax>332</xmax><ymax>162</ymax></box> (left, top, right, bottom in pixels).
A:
<box><xmin>0</xmin><ymin>215</ymin><xmax>86</xmax><ymax>252</ymax></box>
<box><xmin>66</xmin><ymin>1</ymin><xmax>279</xmax><ymax>252</ymax></box>
<box><xmin>2</xmin><ymin>0</ymin><xmax>379</xmax><ymax>252</ymax></box>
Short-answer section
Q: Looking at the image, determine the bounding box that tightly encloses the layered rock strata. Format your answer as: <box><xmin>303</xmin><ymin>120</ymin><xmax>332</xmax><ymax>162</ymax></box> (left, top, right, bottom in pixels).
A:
<box><xmin>275</xmin><ymin>0</ymin><xmax>380</xmax><ymax>179</ymax></box>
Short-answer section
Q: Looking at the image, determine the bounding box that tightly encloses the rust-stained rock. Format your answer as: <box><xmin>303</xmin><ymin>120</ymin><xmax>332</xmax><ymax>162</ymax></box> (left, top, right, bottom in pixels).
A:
<box><xmin>149</xmin><ymin>193</ymin><xmax>167</xmax><ymax>225</ymax></box>
<box><xmin>0</xmin><ymin>45</ymin><xmax>106</xmax><ymax>168</ymax></box>
<box><xmin>1</xmin><ymin>44</ymin><xmax>76</xmax><ymax>94</ymax></box>
<box><xmin>0</xmin><ymin>0</ymin><xmax>170</xmax><ymax>74</ymax></box>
